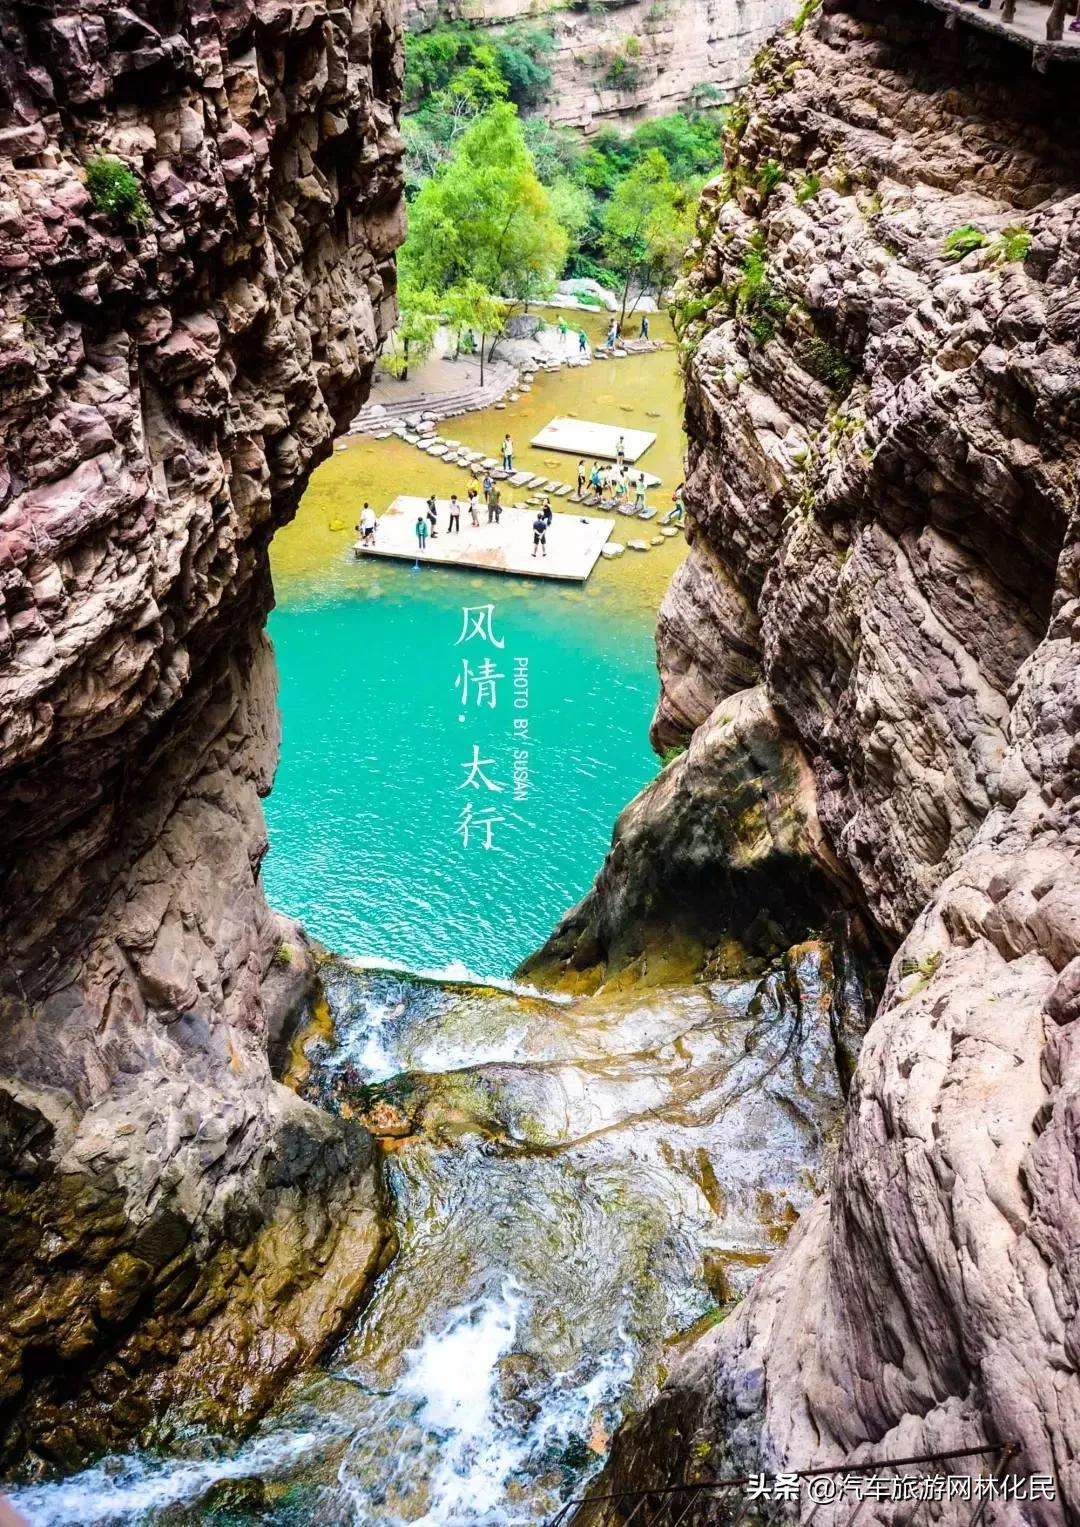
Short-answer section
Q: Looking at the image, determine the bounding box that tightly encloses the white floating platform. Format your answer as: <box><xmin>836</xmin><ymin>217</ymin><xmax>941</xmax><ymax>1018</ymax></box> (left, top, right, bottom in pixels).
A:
<box><xmin>530</xmin><ymin>417</ymin><xmax>656</xmax><ymax>464</ymax></box>
<box><xmin>355</xmin><ymin>497</ymin><xmax>612</xmax><ymax>583</ymax></box>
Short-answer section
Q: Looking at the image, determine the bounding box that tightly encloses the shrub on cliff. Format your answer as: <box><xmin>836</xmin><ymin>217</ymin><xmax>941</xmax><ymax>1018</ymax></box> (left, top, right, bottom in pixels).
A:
<box><xmin>84</xmin><ymin>155</ymin><xmax>150</xmax><ymax>229</ymax></box>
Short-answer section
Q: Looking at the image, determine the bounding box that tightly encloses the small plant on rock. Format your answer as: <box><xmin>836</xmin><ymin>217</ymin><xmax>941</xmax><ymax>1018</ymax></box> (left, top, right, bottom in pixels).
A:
<box><xmin>758</xmin><ymin>159</ymin><xmax>784</xmax><ymax>200</ymax></box>
<box><xmin>84</xmin><ymin>154</ymin><xmax>151</xmax><ymax>229</ymax></box>
<box><xmin>990</xmin><ymin>224</ymin><xmax>1032</xmax><ymax>263</ymax></box>
<box><xmin>793</xmin><ymin>0</ymin><xmax>823</xmax><ymax>32</ymax></box>
<box><xmin>942</xmin><ymin>224</ymin><xmax>988</xmax><ymax>261</ymax></box>
<box><xmin>795</xmin><ymin>171</ymin><xmax>821</xmax><ymax>203</ymax></box>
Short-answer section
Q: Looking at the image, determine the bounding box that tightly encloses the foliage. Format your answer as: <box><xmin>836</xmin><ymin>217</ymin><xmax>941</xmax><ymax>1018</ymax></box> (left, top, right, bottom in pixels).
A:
<box><xmin>601</xmin><ymin>149</ymin><xmax>701</xmax><ymax>321</ymax></box>
<box><xmin>84</xmin><ymin>155</ymin><xmax>150</xmax><ymax>228</ymax></box>
<box><xmin>795</xmin><ymin>171</ymin><xmax>821</xmax><ymax>203</ymax></box>
<box><xmin>792</xmin><ymin>0</ymin><xmax>823</xmax><ymax>32</ymax></box>
<box><xmin>381</xmin><ymin>278</ymin><xmax>441</xmax><ymax>379</ymax></box>
<box><xmin>658</xmin><ymin>743</ymin><xmax>687</xmax><ymax>766</ymax></box>
<box><xmin>404</xmin><ymin>104</ymin><xmax>568</xmax><ymax>312</ymax></box>
<box><xmin>602</xmin><ymin>47</ymin><xmax>643</xmax><ymax>93</ymax></box>
<box><xmin>757</xmin><ymin>158</ymin><xmax>783</xmax><ymax>200</ymax></box>
<box><xmin>801</xmin><ymin>336</ymin><xmax>855</xmax><ymax>394</ymax></box>
<box><xmin>942</xmin><ymin>224</ymin><xmax>988</xmax><ymax>261</ymax></box>
<box><xmin>734</xmin><ymin>244</ymin><xmax>788</xmax><ymax>344</ymax></box>
<box><xmin>991</xmin><ymin>224</ymin><xmax>1032</xmax><ymax>263</ymax></box>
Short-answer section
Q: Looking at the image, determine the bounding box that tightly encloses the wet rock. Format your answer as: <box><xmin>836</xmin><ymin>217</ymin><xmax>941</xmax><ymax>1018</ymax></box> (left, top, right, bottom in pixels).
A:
<box><xmin>578</xmin><ymin>0</ymin><xmax>1080</xmax><ymax>1514</ymax></box>
<box><xmin>520</xmin><ymin>687</ymin><xmax>869</xmax><ymax>993</ymax></box>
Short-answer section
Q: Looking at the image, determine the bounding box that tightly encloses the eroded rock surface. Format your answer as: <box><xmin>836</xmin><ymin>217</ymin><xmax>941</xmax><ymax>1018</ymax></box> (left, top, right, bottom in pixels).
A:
<box><xmin>404</xmin><ymin>0</ymin><xmax>794</xmax><ymax>131</ymax></box>
<box><xmin>572</xmin><ymin>0</ymin><xmax>1080</xmax><ymax>1517</ymax></box>
<box><xmin>0</xmin><ymin>0</ymin><xmax>403</xmax><ymax>1467</ymax></box>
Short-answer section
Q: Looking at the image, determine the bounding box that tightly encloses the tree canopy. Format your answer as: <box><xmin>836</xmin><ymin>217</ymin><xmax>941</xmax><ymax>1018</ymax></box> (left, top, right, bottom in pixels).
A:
<box><xmin>600</xmin><ymin>149</ymin><xmax>701</xmax><ymax>321</ymax></box>
<box><xmin>404</xmin><ymin>104</ymin><xmax>568</xmax><ymax>306</ymax></box>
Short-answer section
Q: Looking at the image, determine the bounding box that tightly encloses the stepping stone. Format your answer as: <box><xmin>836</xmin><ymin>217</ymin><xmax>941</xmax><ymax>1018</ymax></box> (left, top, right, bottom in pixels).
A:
<box><xmin>638</xmin><ymin>507</ymin><xmax>657</xmax><ymax>521</ymax></box>
<box><xmin>443</xmin><ymin>439</ymin><xmax>461</xmax><ymax>448</ymax></box>
<box><xmin>495</xmin><ymin>403</ymin><xmax>507</xmax><ymax>410</ymax></box>
<box><xmin>481</xmin><ymin>457</ymin><xmax>498</xmax><ymax>469</ymax></box>
<box><xmin>601</xmin><ymin>543</ymin><xmax>625</xmax><ymax>559</ymax></box>
<box><xmin>508</xmin><ymin>394</ymin><xmax>520</xmax><ymax>402</ymax></box>
<box><xmin>583</xmin><ymin>495</ymin><xmax>601</xmax><ymax>507</ymax></box>
<box><xmin>627</xmin><ymin>539</ymin><xmax>650</xmax><ymax>552</ymax></box>
<box><xmin>651</xmin><ymin>536</ymin><xmax>664</xmax><ymax>546</ymax></box>
<box><xmin>519</xmin><ymin>384</ymin><xmax>532</xmax><ymax>393</ymax></box>
<box><xmin>427</xmin><ymin>444</ymin><xmax>448</xmax><ymax>456</ymax></box>
<box><xmin>555</xmin><ymin>485</ymin><xmax>572</xmax><ymax>496</ymax></box>
<box><xmin>510</xmin><ymin>472</ymin><xmax>532</xmax><ymax>487</ymax></box>
<box><xmin>374</xmin><ymin>430</ymin><xmax>394</xmax><ymax>440</ymax></box>
<box><xmin>492</xmin><ymin>468</ymin><xmax>511</xmax><ymax>480</ymax></box>
<box><xmin>617</xmin><ymin>505</ymin><xmax>638</xmax><ymax>517</ymax></box>
<box><xmin>661</xmin><ymin>526</ymin><xmax>680</xmax><ymax>538</ymax></box>
<box><xmin>525</xmin><ymin>475</ymin><xmax>545</xmax><ymax>488</ymax></box>
<box><xmin>334</xmin><ymin>441</ymin><xmax>348</xmax><ymax>451</ymax></box>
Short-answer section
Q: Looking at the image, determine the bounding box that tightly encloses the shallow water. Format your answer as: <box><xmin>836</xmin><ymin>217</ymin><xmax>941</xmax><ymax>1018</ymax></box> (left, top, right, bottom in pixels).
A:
<box><xmin>262</xmin><ymin>315</ymin><xmax>688</xmax><ymax>977</ymax></box>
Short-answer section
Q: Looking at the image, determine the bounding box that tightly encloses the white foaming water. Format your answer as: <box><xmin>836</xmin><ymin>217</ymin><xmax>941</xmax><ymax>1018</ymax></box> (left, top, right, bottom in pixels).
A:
<box><xmin>9</xmin><ymin>1427</ymin><xmax>331</xmax><ymax>1527</ymax></box>
<box><xmin>338</xmin><ymin>1284</ymin><xmax>635</xmax><ymax>1527</ymax></box>
<box><xmin>344</xmin><ymin>956</ymin><xmax>573</xmax><ymax>1005</ymax></box>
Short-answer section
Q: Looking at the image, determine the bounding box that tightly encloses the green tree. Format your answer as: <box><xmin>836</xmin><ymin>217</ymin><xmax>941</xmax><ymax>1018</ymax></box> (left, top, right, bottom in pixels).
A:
<box><xmin>600</xmin><ymin>148</ymin><xmax>694</xmax><ymax>322</ymax></box>
<box><xmin>382</xmin><ymin>276</ymin><xmax>441</xmax><ymax>382</ymax></box>
<box><xmin>445</xmin><ymin>281</ymin><xmax>505</xmax><ymax>385</ymax></box>
<box><xmin>406</xmin><ymin>104</ymin><xmax>569</xmax><ymax>330</ymax></box>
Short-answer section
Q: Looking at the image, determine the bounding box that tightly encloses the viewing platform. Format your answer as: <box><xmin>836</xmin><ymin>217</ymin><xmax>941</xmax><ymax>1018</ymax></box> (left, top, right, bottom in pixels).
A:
<box><xmin>354</xmin><ymin>497</ymin><xmax>613</xmax><ymax>582</ymax></box>
<box><xmin>530</xmin><ymin>418</ymin><xmax>657</xmax><ymax>464</ymax></box>
<box><xmin>917</xmin><ymin>0</ymin><xmax>1080</xmax><ymax>65</ymax></box>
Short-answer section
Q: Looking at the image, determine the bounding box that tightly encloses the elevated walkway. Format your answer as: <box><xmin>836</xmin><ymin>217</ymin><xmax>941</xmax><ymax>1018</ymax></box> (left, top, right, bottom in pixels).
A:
<box><xmin>917</xmin><ymin>0</ymin><xmax>1080</xmax><ymax>66</ymax></box>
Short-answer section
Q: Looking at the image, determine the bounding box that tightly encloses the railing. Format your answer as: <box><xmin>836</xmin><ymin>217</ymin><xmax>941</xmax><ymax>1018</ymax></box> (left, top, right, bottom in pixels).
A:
<box><xmin>544</xmin><ymin>1442</ymin><xmax>1023</xmax><ymax>1527</ymax></box>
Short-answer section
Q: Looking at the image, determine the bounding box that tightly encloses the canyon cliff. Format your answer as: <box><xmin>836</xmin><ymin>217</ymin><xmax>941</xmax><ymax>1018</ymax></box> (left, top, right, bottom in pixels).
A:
<box><xmin>538</xmin><ymin>0</ymin><xmax>1080</xmax><ymax>1515</ymax></box>
<box><xmin>0</xmin><ymin>0</ymin><xmax>404</xmax><ymax>1468</ymax></box>
<box><xmin>404</xmin><ymin>0</ymin><xmax>794</xmax><ymax>131</ymax></box>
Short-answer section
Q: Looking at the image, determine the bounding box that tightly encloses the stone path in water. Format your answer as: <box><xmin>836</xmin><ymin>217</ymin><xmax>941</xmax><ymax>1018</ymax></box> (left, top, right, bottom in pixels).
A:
<box><xmin>340</xmin><ymin>342</ymin><xmax>680</xmax><ymax>554</ymax></box>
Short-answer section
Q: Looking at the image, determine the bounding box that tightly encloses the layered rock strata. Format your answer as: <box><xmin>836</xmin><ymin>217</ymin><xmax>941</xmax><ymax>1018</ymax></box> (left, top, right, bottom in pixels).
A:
<box><xmin>404</xmin><ymin>0</ymin><xmax>794</xmax><ymax>131</ymax></box>
<box><xmin>0</xmin><ymin>0</ymin><xmax>403</xmax><ymax>1467</ymax></box>
<box><xmin>569</xmin><ymin>0</ymin><xmax>1080</xmax><ymax>1516</ymax></box>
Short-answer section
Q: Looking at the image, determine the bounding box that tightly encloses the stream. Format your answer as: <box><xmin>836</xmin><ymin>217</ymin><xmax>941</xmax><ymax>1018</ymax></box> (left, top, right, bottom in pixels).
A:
<box><xmin>11</xmin><ymin>953</ymin><xmax>847</xmax><ymax>1527</ymax></box>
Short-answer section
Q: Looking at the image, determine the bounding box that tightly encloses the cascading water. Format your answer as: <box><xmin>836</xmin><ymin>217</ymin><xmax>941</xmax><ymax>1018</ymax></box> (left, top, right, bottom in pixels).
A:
<box><xmin>10</xmin><ymin>953</ymin><xmax>851</xmax><ymax>1527</ymax></box>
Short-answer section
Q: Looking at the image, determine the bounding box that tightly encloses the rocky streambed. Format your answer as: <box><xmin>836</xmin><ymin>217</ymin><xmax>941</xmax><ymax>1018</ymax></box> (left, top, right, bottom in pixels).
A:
<box><xmin>8</xmin><ymin>945</ymin><xmax>862</xmax><ymax>1526</ymax></box>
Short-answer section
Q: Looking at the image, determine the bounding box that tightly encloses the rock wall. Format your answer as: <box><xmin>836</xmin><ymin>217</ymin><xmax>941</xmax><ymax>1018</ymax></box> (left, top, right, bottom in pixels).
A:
<box><xmin>570</xmin><ymin>0</ymin><xmax>1080</xmax><ymax>1516</ymax></box>
<box><xmin>0</xmin><ymin>0</ymin><xmax>403</xmax><ymax>1468</ymax></box>
<box><xmin>404</xmin><ymin>0</ymin><xmax>795</xmax><ymax>131</ymax></box>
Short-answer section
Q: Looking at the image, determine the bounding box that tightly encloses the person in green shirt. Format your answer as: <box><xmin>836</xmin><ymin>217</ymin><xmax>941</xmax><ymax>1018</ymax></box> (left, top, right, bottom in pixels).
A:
<box><xmin>415</xmin><ymin>514</ymin><xmax>429</xmax><ymax>550</ymax></box>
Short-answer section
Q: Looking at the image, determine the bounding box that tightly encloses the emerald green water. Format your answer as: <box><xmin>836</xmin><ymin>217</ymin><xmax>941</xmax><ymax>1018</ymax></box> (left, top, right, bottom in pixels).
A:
<box><xmin>263</xmin><ymin>323</ymin><xmax>686</xmax><ymax>977</ymax></box>
<box><xmin>262</xmin><ymin>567</ymin><xmax>658</xmax><ymax>977</ymax></box>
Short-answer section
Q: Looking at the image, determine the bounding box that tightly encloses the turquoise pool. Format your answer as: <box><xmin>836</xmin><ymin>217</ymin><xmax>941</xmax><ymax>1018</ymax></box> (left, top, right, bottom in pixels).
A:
<box><xmin>262</xmin><ymin>561</ymin><xmax>660</xmax><ymax>978</ymax></box>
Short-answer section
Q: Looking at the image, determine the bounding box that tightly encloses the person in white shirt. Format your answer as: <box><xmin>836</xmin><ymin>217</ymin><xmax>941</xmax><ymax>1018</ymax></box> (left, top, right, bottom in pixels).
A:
<box><xmin>357</xmin><ymin>503</ymin><xmax>377</xmax><ymax>545</ymax></box>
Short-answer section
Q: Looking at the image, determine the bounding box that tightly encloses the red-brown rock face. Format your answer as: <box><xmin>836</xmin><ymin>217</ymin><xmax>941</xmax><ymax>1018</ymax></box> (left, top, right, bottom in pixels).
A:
<box><xmin>0</xmin><ymin>0</ymin><xmax>404</xmax><ymax>1466</ymax></box>
<box><xmin>574</xmin><ymin>1</ymin><xmax>1080</xmax><ymax>1518</ymax></box>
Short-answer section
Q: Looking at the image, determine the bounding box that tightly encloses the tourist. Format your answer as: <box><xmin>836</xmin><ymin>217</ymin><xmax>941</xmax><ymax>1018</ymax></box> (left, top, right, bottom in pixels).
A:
<box><xmin>487</xmin><ymin>486</ymin><xmax>502</xmax><ymax>524</ymax></box>
<box><xmin>426</xmin><ymin>493</ymin><xmax>438</xmax><ymax>538</ymax></box>
<box><xmin>502</xmin><ymin>433</ymin><xmax>513</xmax><ymax>470</ymax></box>
<box><xmin>540</xmin><ymin>497</ymin><xmax>553</xmax><ymax>527</ymax></box>
<box><xmin>357</xmin><ymin>502</ymin><xmax>377</xmax><ymax>546</ymax></box>
<box><xmin>415</xmin><ymin>514</ymin><xmax>429</xmax><ymax>551</ymax></box>
<box><xmin>640</xmin><ymin>314</ymin><xmax>650</xmax><ymax>340</ymax></box>
<box><xmin>634</xmin><ymin>475</ymin><xmax>646</xmax><ymax>513</ymax></box>
<box><xmin>576</xmin><ymin>458</ymin><xmax>586</xmax><ymax>496</ymax></box>
<box><xmin>578</xmin><ymin>328</ymin><xmax>588</xmax><ymax>354</ymax></box>
<box><xmin>558</xmin><ymin>314</ymin><xmax>569</xmax><ymax>346</ymax></box>
<box><xmin>589</xmin><ymin>462</ymin><xmax>601</xmax><ymax>494</ymax></box>
<box><xmin>448</xmin><ymin>493</ymin><xmax>461</xmax><ymax>533</ymax></box>
<box><xmin>482</xmin><ymin>470</ymin><xmax>494</xmax><ymax>498</ymax></box>
<box><xmin>468</xmin><ymin>488</ymin><xmax>480</xmax><ymax>527</ymax></box>
<box><xmin>616</xmin><ymin>434</ymin><xmax>626</xmax><ymax>466</ymax></box>
<box><xmin>605</xmin><ymin>321</ymin><xmax>617</xmax><ymax>352</ymax></box>
<box><xmin>468</xmin><ymin>472</ymin><xmax>480</xmax><ymax>499</ymax></box>
<box><xmin>665</xmin><ymin>483</ymin><xmax>686</xmax><ymax>525</ymax></box>
<box><xmin>532</xmin><ymin>510</ymin><xmax>548</xmax><ymax>558</ymax></box>
<box><xmin>615</xmin><ymin>475</ymin><xmax>628</xmax><ymax>510</ymax></box>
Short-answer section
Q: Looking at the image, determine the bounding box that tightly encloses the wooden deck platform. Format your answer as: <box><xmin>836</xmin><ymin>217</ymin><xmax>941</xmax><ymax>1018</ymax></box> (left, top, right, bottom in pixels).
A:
<box><xmin>529</xmin><ymin>417</ymin><xmax>657</xmax><ymax>464</ymax></box>
<box><xmin>354</xmin><ymin>497</ymin><xmax>613</xmax><ymax>582</ymax></box>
